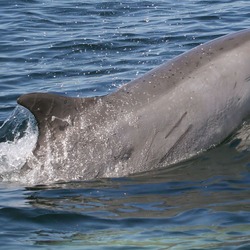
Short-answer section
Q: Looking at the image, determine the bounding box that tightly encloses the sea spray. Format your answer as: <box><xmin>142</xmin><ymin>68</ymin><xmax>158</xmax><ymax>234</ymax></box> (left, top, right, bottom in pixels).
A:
<box><xmin>0</xmin><ymin>106</ymin><xmax>38</xmax><ymax>181</ymax></box>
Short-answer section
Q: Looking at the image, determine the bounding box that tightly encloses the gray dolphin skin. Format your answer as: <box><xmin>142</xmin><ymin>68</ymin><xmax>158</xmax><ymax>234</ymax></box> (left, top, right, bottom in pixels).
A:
<box><xmin>18</xmin><ymin>29</ymin><xmax>250</xmax><ymax>184</ymax></box>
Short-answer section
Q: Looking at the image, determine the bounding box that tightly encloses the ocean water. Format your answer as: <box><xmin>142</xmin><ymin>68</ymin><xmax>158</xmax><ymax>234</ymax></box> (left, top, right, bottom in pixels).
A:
<box><xmin>0</xmin><ymin>0</ymin><xmax>250</xmax><ymax>249</ymax></box>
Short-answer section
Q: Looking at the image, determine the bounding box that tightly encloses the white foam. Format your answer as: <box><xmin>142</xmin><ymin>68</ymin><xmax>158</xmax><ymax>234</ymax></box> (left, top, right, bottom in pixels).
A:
<box><xmin>0</xmin><ymin>106</ymin><xmax>38</xmax><ymax>182</ymax></box>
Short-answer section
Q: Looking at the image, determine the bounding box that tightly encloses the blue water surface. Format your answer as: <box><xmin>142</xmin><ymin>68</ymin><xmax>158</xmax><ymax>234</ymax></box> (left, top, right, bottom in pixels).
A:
<box><xmin>0</xmin><ymin>0</ymin><xmax>250</xmax><ymax>249</ymax></box>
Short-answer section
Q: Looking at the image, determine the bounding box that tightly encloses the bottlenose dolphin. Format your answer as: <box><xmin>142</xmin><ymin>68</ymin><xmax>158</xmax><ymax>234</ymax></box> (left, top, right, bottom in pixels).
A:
<box><xmin>18</xmin><ymin>29</ymin><xmax>250</xmax><ymax>184</ymax></box>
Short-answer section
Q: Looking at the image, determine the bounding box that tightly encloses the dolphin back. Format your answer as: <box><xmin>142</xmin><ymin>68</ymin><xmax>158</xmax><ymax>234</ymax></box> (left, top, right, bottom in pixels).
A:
<box><xmin>15</xmin><ymin>29</ymin><xmax>250</xmax><ymax>184</ymax></box>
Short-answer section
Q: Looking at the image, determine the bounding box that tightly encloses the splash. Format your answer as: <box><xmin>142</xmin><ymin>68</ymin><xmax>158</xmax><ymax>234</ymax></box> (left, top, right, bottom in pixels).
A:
<box><xmin>0</xmin><ymin>106</ymin><xmax>38</xmax><ymax>182</ymax></box>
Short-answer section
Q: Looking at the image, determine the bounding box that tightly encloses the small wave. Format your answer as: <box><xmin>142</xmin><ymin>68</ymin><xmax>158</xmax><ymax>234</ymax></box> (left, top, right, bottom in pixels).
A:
<box><xmin>0</xmin><ymin>106</ymin><xmax>38</xmax><ymax>181</ymax></box>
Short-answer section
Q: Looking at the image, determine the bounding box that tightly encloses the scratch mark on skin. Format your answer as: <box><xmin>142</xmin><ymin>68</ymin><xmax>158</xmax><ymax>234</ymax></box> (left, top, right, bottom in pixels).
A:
<box><xmin>165</xmin><ymin>112</ymin><xmax>188</xmax><ymax>139</ymax></box>
<box><xmin>245</xmin><ymin>76</ymin><xmax>250</xmax><ymax>82</ymax></box>
<box><xmin>144</xmin><ymin>111</ymin><xmax>188</xmax><ymax>164</ymax></box>
<box><xmin>144</xmin><ymin>111</ymin><xmax>189</xmax><ymax>165</ymax></box>
<box><xmin>234</xmin><ymin>81</ymin><xmax>237</xmax><ymax>89</ymax></box>
<box><xmin>159</xmin><ymin>124</ymin><xmax>193</xmax><ymax>164</ymax></box>
<box><xmin>144</xmin><ymin>128</ymin><xmax>158</xmax><ymax>163</ymax></box>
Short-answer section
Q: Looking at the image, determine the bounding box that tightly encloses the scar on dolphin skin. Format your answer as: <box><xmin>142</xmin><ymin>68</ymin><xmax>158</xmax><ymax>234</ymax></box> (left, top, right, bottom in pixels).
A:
<box><xmin>159</xmin><ymin>124</ymin><xmax>193</xmax><ymax>164</ymax></box>
<box><xmin>245</xmin><ymin>76</ymin><xmax>250</xmax><ymax>82</ymax></box>
<box><xmin>144</xmin><ymin>112</ymin><xmax>187</xmax><ymax>161</ymax></box>
<box><xmin>233</xmin><ymin>81</ymin><xmax>238</xmax><ymax>89</ymax></box>
<box><xmin>165</xmin><ymin>112</ymin><xmax>188</xmax><ymax>139</ymax></box>
<box><xmin>145</xmin><ymin>112</ymin><xmax>189</xmax><ymax>165</ymax></box>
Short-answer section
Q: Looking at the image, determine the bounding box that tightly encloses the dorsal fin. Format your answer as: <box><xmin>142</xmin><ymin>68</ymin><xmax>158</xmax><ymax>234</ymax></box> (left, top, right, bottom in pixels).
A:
<box><xmin>17</xmin><ymin>93</ymin><xmax>98</xmax><ymax>121</ymax></box>
<box><xmin>17</xmin><ymin>93</ymin><xmax>98</xmax><ymax>152</ymax></box>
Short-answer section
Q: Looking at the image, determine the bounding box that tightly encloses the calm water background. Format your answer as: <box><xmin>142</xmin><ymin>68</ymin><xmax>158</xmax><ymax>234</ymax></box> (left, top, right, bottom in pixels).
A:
<box><xmin>0</xmin><ymin>0</ymin><xmax>250</xmax><ymax>249</ymax></box>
